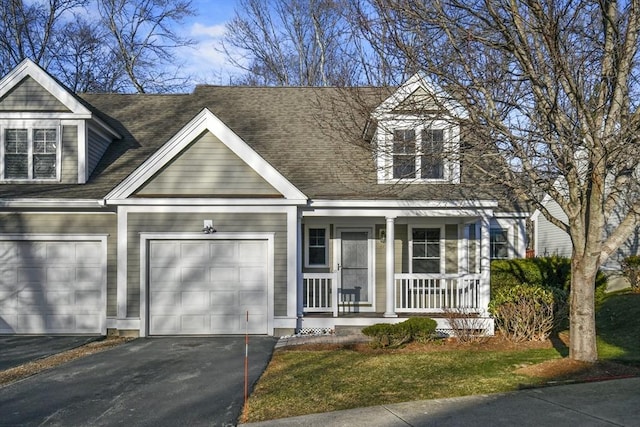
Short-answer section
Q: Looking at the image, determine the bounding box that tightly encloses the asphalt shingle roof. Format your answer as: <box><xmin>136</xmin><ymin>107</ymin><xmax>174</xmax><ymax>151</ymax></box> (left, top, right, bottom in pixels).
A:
<box><xmin>0</xmin><ymin>85</ymin><xmax>524</xmax><ymax>211</ymax></box>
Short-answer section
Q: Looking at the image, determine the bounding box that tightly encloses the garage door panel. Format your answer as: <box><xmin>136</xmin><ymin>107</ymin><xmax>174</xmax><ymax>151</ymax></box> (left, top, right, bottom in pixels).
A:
<box><xmin>46</xmin><ymin>243</ymin><xmax>76</xmax><ymax>263</ymax></box>
<box><xmin>149</xmin><ymin>239</ymin><xmax>268</xmax><ymax>335</ymax></box>
<box><xmin>151</xmin><ymin>291</ymin><xmax>180</xmax><ymax>307</ymax></box>
<box><xmin>150</xmin><ymin>315</ymin><xmax>179</xmax><ymax>334</ymax></box>
<box><xmin>210</xmin><ymin>291</ymin><xmax>237</xmax><ymax>307</ymax></box>
<box><xmin>0</xmin><ymin>269</ymin><xmax>17</xmax><ymax>284</ymax></box>
<box><xmin>211</xmin><ymin>314</ymin><xmax>239</xmax><ymax>333</ymax></box>
<box><xmin>182</xmin><ymin>315</ymin><xmax>207</xmax><ymax>332</ymax></box>
<box><xmin>209</xmin><ymin>267</ymin><xmax>238</xmax><ymax>281</ymax></box>
<box><xmin>76</xmin><ymin>266</ymin><xmax>102</xmax><ymax>282</ymax></box>
<box><xmin>18</xmin><ymin>267</ymin><xmax>45</xmax><ymax>283</ymax></box>
<box><xmin>47</xmin><ymin>267</ymin><xmax>74</xmax><ymax>282</ymax></box>
<box><xmin>181</xmin><ymin>267</ymin><xmax>208</xmax><ymax>282</ymax></box>
<box><xmin>181</xmin><ymin>292</ymin><xmax>209</xmax><ymax>311</ymax></box>
<box><xmin>150</xmin><ymin>267</ymin><xmax>178</xmax><ymax>282</ymax></box>
<box><xmin>180</xmin><ymin>242</ymin><xmax>208</xmax><ymax>259</ymax></box>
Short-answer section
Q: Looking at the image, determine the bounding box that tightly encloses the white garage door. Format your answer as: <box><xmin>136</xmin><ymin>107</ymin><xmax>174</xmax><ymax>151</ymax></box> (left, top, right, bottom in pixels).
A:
<box><xmin>148</xmin><ymin>239</ymin><xmax>269</xmax><ymax>335</ymax></box>
<box><xmin>0</xmin><ymin>239</ymin><xmax>105</xmax><ymax>334</ymax></box>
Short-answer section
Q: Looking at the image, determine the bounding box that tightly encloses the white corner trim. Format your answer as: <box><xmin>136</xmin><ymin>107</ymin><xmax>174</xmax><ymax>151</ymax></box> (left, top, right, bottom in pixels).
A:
<box><xmin>105</xmin><ymin>108</ymin><xmax>307</xmax><ymax>201</ymax></box>
<box><xmin>0</xmin><ymin>59</ymin><xmax>91</xmax><ymax>116</ymax></box>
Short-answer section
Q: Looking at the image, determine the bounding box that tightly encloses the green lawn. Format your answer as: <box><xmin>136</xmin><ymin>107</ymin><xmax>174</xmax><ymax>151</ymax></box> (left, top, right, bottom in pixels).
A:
<box><xmin>244</xmin><ymin>291</ymin><xmax>640</xmax><ymax>422</ymax></box>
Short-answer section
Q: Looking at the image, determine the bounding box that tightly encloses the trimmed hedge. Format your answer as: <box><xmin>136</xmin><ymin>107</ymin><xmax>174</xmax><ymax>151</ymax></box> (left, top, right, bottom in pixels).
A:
<box><xmin>490</xmin><ymin>256</ymin><xmax>607</xmax><ymax>305</ymax></box>
<box><xmin>362</xmin><ymin>317</ymin><xmax>437</xmax><ymax>348</ymax></box>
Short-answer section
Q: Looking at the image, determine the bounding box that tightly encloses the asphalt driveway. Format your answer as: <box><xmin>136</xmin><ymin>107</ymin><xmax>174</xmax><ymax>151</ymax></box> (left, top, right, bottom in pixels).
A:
<box><xmin>0</xmin><ymin>336</ymin><xmax>101</xmax><ymax>370</ymax></box>
<box><xmin>0</xmin><ymin>336</ymin><xmax>278</xmax><ymax>426</ymax></box>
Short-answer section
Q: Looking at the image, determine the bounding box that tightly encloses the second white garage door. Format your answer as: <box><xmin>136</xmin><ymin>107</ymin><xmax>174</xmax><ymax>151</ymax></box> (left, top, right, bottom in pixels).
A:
<box><xmin>0</xmin><ymin>238</ymin><xmax>105</xmax><ymax>335</ymax></box>
<box><xmin>148</xmin><ymin>239</ymin><xmax>269</xmax><ymax>335</ymax></box>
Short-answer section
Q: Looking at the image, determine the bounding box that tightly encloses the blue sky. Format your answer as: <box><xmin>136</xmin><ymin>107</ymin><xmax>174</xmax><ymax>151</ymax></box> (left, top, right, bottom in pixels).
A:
<box><xmin>178</xmin><ymin>0</ymin><xmax>244</xmax><ymax>86</ymax></box>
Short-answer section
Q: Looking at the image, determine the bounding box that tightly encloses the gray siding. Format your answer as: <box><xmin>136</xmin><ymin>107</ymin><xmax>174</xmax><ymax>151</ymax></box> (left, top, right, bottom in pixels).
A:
<box><xmin>61</xmin><ymin>125</ymin><xmax>78</xmax><ymax>183</ymax></box>
<box><xmin>135</xmin><ymin>132</ymin><xmax>281</xmax><ymax>197</ymax></box>
<box><xmin>536</xmin><ymin>200</ymin><xmax>572</xmax><ymax>257</ymax></box>
<box><xmin>375</xmin><ymin>224</ymin><xmax>407</xmax><ymax>312</ymax></box>
<box><xmin>0</xmin><ymin>212</ymin><xmax>117</xmax><ymax>316</ymax></box>
<box><xmin>87</xmin><ymin>128</ymin><xmax>111</xmax><ymax>176</ymax></box>
<box><xmin>0</xmin><ymin>76</ymin><xmax>69</xmax><ymax>112</ymax></box>
<box><xmin>445</xmin><ymin>224</ymin><xmax>458</xmax><ymax>274</ymax></box>
<box><xmin>127</xmin><ymin>212</ymin><xmax>288</xmax><ymax>318</ymax></box>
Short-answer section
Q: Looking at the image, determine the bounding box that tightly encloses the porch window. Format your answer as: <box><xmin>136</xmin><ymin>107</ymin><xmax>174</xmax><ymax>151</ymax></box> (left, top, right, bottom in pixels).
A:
<box><xmin>392</xmin><ymin>128</ymin><xmax>445</xmax><ymax>180</ymax></box>
<box><xmin>412</xmin><ymin>228</ymin><xmax>441</xmax><ymax>273</ymax></box>
<box><xmin>490</xmin><ymin>228</ymin><xmax>509</xmax><ymax>259</ymax></box>
<box><xmin>2</xmin><ymin>126</ymin><xmax>58</xmax><ymax>180</ymax></box>
<box><xmin>306</xmin><ymin>227</ymin><xmax>328</xmax><ymax>267</ymax></box>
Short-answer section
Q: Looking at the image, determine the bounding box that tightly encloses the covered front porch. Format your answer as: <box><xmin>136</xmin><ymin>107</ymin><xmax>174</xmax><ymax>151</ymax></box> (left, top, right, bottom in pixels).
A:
<box><xmin>294</xmin><ymin>200</ymin><xmax>524</xmax><ymax>335</ymax></box>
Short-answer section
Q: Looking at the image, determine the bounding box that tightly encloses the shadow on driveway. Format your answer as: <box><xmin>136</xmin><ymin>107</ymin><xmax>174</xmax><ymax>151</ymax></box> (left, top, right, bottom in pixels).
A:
<box><xmin>0</xmin><ymin>336</ymin><xmax>278</xmax><ymax>426</ymax></box>
<box><xmin>0</xmin><ymin>336</ymin><xmax>101</xmax><ymax>370</ymax></box>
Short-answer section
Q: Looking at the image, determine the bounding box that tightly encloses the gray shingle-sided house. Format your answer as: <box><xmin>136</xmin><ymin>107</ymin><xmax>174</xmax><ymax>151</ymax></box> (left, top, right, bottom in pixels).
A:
<box><xmin>0</xmin><ymin>59</ymin><xmax>528</xmax><ymax>337</ymax></box>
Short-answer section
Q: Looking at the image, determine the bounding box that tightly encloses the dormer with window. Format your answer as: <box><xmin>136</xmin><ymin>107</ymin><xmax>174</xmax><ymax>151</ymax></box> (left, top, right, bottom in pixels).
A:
<box><xmin>0</xmin><ymin>59</ymin><xmax>120</xmax><ymax>184</ymax></box>
<box><xmin>370</xmin><ymin>73</ymin><xmax>466</xmax><ymax>184</ymax></box>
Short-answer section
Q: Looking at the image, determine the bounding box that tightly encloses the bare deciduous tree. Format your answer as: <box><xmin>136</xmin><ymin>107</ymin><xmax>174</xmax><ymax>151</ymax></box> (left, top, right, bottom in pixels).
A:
<box><xmin>355</xmin><ymin>0</ymin><xmax>640</xmax><ymax>362</ymax></box>
<box><xmin>96</xmin><ymin>0</ymin><xmax>196</xmax><ymax>93</ymax></box>
<box><xmin>0</xmin><ymin>0</ymin><xmax>87</xmax><ymax>75</ymax></box>
<box><xmin>222</xmin><ymin>0</ymin><xmax>384</xmax><ymax>86</ymax></box>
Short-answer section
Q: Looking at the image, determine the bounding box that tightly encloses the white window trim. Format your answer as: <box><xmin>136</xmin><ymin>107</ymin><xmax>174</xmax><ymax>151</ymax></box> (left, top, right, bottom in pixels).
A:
<box><xmin>0</xmin><ymin>120</ymin><xmax>61</xmax><ymax>182</ymax></box>
<box><xmin>489</xmin><ymin>227</ymin><xmax>510</xmax><ymax>260</ymax></box>
<box><xmin>304</xmin><ymin>225</ymin><xmax>329</xmax><ymax>268</ymax></box>
<box><xmin>377</xmin><ymin>118</ymin><xmax>460</xmax><ymax>184</ymax></box>
<box><xmin>408</xmin><ymin>225</ymin><xmax>445</xmax><ymax>274</ymax></box>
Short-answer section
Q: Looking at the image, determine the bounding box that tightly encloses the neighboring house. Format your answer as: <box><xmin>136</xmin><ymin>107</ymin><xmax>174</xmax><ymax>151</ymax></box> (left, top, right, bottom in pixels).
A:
<box><xmin>532</xmin><ymin>197</ymin><xmax>640</xmax><ymax>278</ymax></box>
<box><xmin>0</xmin><ymin>60</ymin><xmax>528</xmax><ymax>337</ymax></box>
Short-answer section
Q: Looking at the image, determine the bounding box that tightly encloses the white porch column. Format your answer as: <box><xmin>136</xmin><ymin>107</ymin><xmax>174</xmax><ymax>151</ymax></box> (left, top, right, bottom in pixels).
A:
<box><xmin>384</xmin><ymin>216</ymin><xmax>398</xmax><ymax>317</ymax></box>
<box><xmin>479</xmin><ymin>214</ymin><xmax>491</xmax><ymax>315</ymax></box>
<box><xmin>296</xmin><ymin>211</ymin><xmax>304</xmax><ymax>331</ymax></box>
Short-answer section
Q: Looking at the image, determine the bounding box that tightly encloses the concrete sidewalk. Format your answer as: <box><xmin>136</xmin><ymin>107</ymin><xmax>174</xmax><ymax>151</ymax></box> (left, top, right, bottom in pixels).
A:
<box><xmin>243</xmin><ymin>376</ymin><xmax>640</xmax><ymax>426</ymax></box>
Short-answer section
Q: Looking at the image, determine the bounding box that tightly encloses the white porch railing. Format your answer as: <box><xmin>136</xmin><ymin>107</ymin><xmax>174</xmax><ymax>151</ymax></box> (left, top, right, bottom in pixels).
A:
<box><xmin>303</xmin><ymin>272</ymin><xmax>338</xmax><ymax>316</ymax></box>
<box><xmin>394</xmin><ymin>274</ymin><xmax>481</xmax><ymax>312</ymax></box>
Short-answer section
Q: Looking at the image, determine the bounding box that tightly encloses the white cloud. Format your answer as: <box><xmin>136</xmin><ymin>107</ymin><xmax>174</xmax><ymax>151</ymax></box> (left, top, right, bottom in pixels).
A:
<box><xmin>176</xmin><ymin>21</ymin><xmax>247</xmax><ymax>86</ymax></box>
<box><xmin>191</xmin><ymin>22</ymin><xmax>227</xmax><ymax>38</ymax></box>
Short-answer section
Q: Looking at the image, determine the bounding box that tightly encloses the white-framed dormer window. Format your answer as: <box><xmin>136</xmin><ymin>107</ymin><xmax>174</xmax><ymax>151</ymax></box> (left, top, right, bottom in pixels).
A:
<box><xmin>379</xmin><ymin>119</ymin><xmax>459</xmax><ymax>184</ymax></box>
<box><xmin>393</xmin><ymin>128</ymin><xmax>445</xmax><ymax>180</ymax></box>
<box><xmin>305</xmin><ymin>226</ymin><xmax>329</xmax><ymax>267</ymax></box>
<box><xmin>1</xmin><ymin>121</ymin><xmax>60</xmax><ymax>181</ymax></box>
<box><xmin>410</xmin><ymin>227</ymin><xmax>442</xmax><ymax>273</ymax></box>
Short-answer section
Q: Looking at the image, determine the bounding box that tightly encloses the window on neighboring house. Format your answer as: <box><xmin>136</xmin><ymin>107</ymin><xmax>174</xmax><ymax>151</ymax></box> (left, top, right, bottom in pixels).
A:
<box><xmin>306</xmin><ymin>227</ymin><xmax>328</xmax><ymax>267</ymax></box>
<box><xmin>412</xmin><ymin>228</ymin><xmax>441</xmax><ymax>273</ymax></box>
<box><xmin>392</xmin><ymin>128</ymin><xmax>445</xmax><ymax>180</ymax></box>
<box><xmin>3</xmin><ymin>127</ymin><xmax>58</xmax><ymax>180</ymax></box>
<box><xmin>490</xmin><ymin>228</ymin><xmax>509</xmax><ymax>259</ymax></box>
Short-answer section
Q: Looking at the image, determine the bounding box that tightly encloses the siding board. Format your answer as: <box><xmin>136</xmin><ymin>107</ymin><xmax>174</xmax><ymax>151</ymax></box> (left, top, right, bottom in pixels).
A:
<box><xmin>135</xmin><ymin>132</ymin><xmax>281</xmax><ymax>197</ymax></box>
<box><xmin>87</xmin><ymin>128</ymin><xmax>111</xmax><ymax>176</ymax></box>
<box><xmin>0</xmin><ymin>76</ymin><xmax>69</xmax><ymax>112</ymax></box>
<box><xmin>61</xmin><ymin>126</ymin><xmax>78</xmax><ymax>183</ymax></box>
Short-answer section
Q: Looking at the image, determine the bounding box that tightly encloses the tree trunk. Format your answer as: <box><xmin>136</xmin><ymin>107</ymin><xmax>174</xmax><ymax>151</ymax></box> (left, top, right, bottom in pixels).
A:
<box><xmin>569</xmin><ymin>254</ymin><xmax>599</xmax><ymax>362</ymax></box>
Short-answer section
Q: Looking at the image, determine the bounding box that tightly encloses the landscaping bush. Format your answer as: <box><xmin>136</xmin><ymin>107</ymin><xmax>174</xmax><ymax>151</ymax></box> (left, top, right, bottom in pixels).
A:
<box><xmin>362</xmin><ymin>317</ymin><xmax>437</xmax><ymax>348</ymax></box>
<box><xmin>488</xmin><ymin>284</ymin><xmax>568</xmax><ymax>342</ymax></box>
<box><xmin>491</xmin><ymin>256</ymin><xmax>607</xmax><ymax>305</ymax></box>
<box><xmin>621</xmin><ymin>255</ymin><xmax>640</xmax><ymax>292</ymax></box>
<box><xmin>442</xmin><ymin>308</ymin><xmax>489</xmax><ymax>344</ymax></box>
